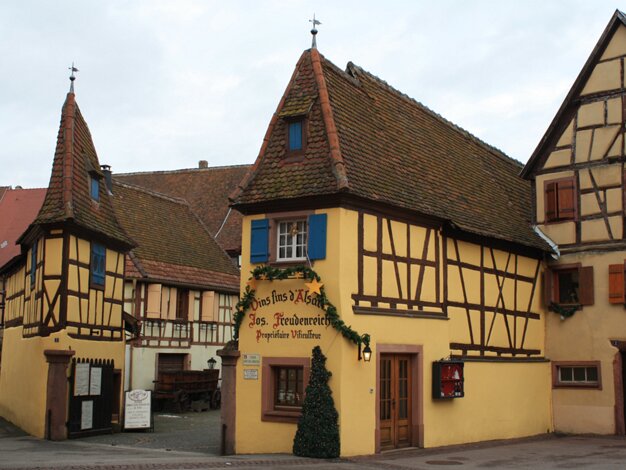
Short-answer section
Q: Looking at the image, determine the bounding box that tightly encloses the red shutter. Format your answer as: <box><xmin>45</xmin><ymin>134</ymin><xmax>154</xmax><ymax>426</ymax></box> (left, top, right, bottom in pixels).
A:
<box><xmin>557</xmin><ymin>179</ymin><xmax>576</xmax><ymax>220</ymax></box>
<box><xmin>578</xmin><ymin>266</ymin><xmax>595</xmax><ymax>306</ymax></box>
<box><xmin>545</xmin><ymin>182</ymin><xmax>557</xmax><ymax>221</ymax></box>
<box><xmin>543</xmin><ymin>269</ymin><xmax>553</xmax><ymax>306</ymax></box>
<box><xmin>609</xmin><ymin>264</ymin><xmax>625</xmax><ymax>304</ymax></box>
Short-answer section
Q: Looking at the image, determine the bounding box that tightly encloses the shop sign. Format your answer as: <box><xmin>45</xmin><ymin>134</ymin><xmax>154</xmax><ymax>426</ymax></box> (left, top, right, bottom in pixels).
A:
<box><xmin>243</xmin><ymin>353</ymin><xmax>261</xmax><ymax>366</ymax></box>
<box><xmin>248</xmin><ymin>287</ymin><xmax>330</xmax><ymax>343</ymax></box>
<box><xmin>124</xmin><ymin>390</ymin><xmax>152</xmax><ymax>430</ymax></box>
<box><xmin>244</xmin><ymin>369</ymin><xmax>259</xmax><ymax>380</ymax></box>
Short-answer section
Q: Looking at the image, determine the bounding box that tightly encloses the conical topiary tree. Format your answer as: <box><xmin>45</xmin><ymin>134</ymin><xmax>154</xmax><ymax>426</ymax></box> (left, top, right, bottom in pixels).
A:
<box><xmin>293</xmin><ymin>346</ymin><xmax>340</xmax><ymax>458</ymax></box>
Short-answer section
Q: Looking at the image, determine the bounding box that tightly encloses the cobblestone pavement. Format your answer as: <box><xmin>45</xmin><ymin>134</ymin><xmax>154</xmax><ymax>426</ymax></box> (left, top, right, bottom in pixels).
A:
<box><xmin>4</xmin><ymin>414</ymin><xmax>626</xmax><ymax>469</ymax></box>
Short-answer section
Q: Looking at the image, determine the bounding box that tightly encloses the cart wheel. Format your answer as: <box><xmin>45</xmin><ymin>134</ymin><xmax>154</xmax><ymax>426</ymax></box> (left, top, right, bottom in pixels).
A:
<box><xmin>210</xmin><ymin>390</ymin><xmax>221</xmax><ymax>409</ymax></box>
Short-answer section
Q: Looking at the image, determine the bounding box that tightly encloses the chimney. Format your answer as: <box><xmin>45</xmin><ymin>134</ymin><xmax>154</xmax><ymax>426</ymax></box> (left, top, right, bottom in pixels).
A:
<box><xmin>199</xmin><ymin>160</ymin><xmax>208</xmax><ymax>169</ymax></box>
<box><xmin>101</xmin><ymin>165</ymin><xmax>113</xmax><ymax>194</ymax></box>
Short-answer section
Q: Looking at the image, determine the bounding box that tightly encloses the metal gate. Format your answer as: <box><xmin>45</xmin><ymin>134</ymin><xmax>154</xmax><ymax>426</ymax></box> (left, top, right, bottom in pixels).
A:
<box><xmin>68</xmin><ymin>358</ymin><xmax>115</xmax><ymax>438</ymax></box>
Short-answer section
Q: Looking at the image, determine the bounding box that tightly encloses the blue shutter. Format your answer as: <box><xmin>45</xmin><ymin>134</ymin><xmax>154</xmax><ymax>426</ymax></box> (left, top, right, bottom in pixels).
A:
<box><xmin>30</xmin><ymin>240</ymin><xmax>38</xmax><ymax>286</ymax></box>
<box><xmin>91</xmin><ymin>243</ymin><xmax>106</xmax><ymax>286</ymax></box>
<box><xmin>289</xmin><ymin>121</ymin><xmax>302</xmax><ymax>151</ymax></box>
<box><xmin>307</xmin><ymin>213</ymin><xmax>327</xmax><ymax>260</ymax></box>
<box><xmin>90</xmin><ymin>176</ymin><xmax>100</xmax><ymax>201</ymax></box>
<box><xmin>250</xmin><ymin>219</ymin><xmax>270</xmax><ymax>263</ymax></box>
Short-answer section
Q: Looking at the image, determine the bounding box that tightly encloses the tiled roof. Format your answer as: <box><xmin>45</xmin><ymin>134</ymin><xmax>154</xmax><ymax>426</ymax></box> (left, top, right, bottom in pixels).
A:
<box><xmin>29</xmin><ymin>92</ymin><xmax>134</xmax><ymax>249</ymax></box>
<box><xmin>233</xmin><ymin>49</ymin><xmax>547</xmax><ymax>251</ymax></box>
<box><xmin>111</xmin><ymin>181</ymin><xmax>239</xmax><ymax>292</ymax></box>
<box><xmin>0</xmin><ymin>188</ymin><xmax>46</xmax><ymax>269</ymax></box>
<box><xmin>115</xmin><ymin>165</ymin><xmax>250</xmax><ymax>253</ymax></box>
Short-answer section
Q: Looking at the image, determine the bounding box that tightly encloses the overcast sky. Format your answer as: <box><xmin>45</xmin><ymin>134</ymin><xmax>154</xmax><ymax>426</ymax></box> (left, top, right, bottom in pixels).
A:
<box><xmin>0</xmin><ymin>1</ymin><xmax>621</xmax><ymax>188</ymax></box>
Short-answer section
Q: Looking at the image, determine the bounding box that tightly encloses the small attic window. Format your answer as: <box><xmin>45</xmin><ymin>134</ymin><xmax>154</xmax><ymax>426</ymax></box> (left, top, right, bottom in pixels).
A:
<box><xmin>288</xmin><ymin>120</ymin><xmax>303</xmax><ymax>152</ymax></box>
<box><xmin>90</xmin><ymin>175</ymin><xmax>100</xmax><ymax>201</ymax></box>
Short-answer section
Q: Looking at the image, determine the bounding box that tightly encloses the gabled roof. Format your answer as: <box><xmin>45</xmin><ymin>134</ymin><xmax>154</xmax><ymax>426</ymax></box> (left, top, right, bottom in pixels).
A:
<box><xmin>115</xmin><ymin>164</ymin><xmax>250</xmax><ymax>253</ymax></box>
<box><xmin>522</xmin><ymin>9</ymin><xmax>626</xmax><ymax>178</ymax></box>
<box><xmin>26</xmin><ymin>92</ymin><xmax>134</xmax><ymax>249</ymax></box>
<box><xmin>111</xmin><ymin>181</ymin><xmax>239</xmax><ymax>292</ymax></box>
<box><xmin>232</xmin><ymin>48</ymin><xmax>546</xmax><ymax>252</ymax></box>
<box><xmin>0</xmin><ymin>188</ymin><xmax>46</xmax><ymax>269</ymax></box>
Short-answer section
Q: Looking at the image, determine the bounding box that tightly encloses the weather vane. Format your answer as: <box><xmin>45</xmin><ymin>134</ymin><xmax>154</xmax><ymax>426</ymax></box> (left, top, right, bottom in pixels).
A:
<box><xmin>309</xmin><ymin>14</ymin><xmax>321</xmax><ymax>48</ymax></box>
<box><xmin>68</xmin><ymin>62</ymin><xmax>79</xmax><ymax>93</ymax></box>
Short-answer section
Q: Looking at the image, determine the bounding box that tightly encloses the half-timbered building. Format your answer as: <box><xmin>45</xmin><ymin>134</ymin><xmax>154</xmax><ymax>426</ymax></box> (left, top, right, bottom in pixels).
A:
<box><xmin>0</xmin><ymin>86</ymin><xmax>135</xmax><ymax>439</ymax></box>
<box><xmin>522</xmin><ymin>10</ymin><xmax>626</xmax><ymax>435</ymax></box>
<box><xmin>227</xmin><ymin>42</ymin><xmax>552</xmax><ymax>456</ymax></box>
<box><xmin>109</xmin><ymin>179</ymin><xmax>240</xmax><ymax>392</ymax></box>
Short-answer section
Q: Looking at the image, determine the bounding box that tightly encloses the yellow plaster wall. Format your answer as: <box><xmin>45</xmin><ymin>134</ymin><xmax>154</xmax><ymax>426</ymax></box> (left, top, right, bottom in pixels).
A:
<box><xmin>236</xmin><ymin>208</ymin><xmax>550</xmax><ymax>456</ymax></box>
<box><xmin>581</xmin><ymin>59</ymin><xmax>621</xmax><ymax>96</ymax></box>
<box><xmin>0</xmin><ymin>326</ymin><xmax>125</xmax><ymax>438</ymax></box>
<box><xmin>600</xmin><ymin>24</ymin><xmax>626</xmax><ymax>60</ymax></box>
<box><xmin>544</xmin><ymin>149</ymin><xmax>571</xmax><ymax>169</ymax></box>
<box><xmin>546</xmin><ymin>249</ymin><xmax>626</xmax><ymax>434</ymax></box>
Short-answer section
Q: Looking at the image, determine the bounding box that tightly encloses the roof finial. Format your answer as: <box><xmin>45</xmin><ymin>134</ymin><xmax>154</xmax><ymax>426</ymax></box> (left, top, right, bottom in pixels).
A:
<box><xmin>309</xmin><ymin>14</ymin><xmax>321</xmax><ymax>48</ymax></box>
<box><xmin>68</xmin><ymin>62</ymin><xmax>79</xmax><ymax>93</ymax></box>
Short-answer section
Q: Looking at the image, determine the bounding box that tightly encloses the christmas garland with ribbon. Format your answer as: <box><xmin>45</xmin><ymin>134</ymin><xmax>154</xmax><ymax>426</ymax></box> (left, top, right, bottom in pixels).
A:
<box><xmin>234</xmin><ymin>265</ymin><xmax>370</xmax><ymax>348</ymax></box>
<box><xmin>548</xmin><ymin>302</ymin><xmax>580</xmax><ymax>320</ymax></box>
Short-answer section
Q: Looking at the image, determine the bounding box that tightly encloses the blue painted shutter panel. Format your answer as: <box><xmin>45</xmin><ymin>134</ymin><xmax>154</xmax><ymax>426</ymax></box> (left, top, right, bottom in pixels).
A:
<box><xmin>250</xmin><ymin>219</ymin><xmax>270</xmax><ymax>263</ymax></box>
<box><xmin>289</xmin><ymin>121</ymin><xmax>302</xmax><ymax>151</ymax></box>
<box><xmin>91</xmin><ymin>243</ymin><xmax>106</xmax><ymax>286</ymax></box>
<box><xmin>90</xmin><ymin>176</ymin><xmax>100</xmax><ymax>201</ymax></box>
<box><xmin>30</xmin><ymin>240</ymin><xmax>38</xmax><ymax>286</ymax></box>
<box><xmin>307</xmin><ymin>213</ymin><xmax>327</xmax><ymax>260</ymax></box>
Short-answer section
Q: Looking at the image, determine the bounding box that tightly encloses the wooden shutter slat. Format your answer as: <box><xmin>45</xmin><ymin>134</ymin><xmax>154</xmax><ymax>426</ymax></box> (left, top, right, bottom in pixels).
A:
<box><xmin>545</xmin><ymin>182</ymin><xmax>557</xmax><ymax>221</ymax></box>
<box><xmin>609</xmin><ymin>264</ymin><xmax>625</xmax><ymax>304</ymax></box>
<box><xmin>578</xmin><ymin>266</ymin><xmax>595</xmax><ymax>306</ymax></box>
<box><xmin>543</xmin><ymin>269</ymin><xmax>553</xmax><ymax>306</ymax></box>
<box><xmin>557</xmin><ymin>179</ymin><xmax>576</xmax><ymax>220</ymax></box>
<box><xmin>307</xmin><ymin>213</ymin><xmax>327</xmax><ymax>260</ymax></box>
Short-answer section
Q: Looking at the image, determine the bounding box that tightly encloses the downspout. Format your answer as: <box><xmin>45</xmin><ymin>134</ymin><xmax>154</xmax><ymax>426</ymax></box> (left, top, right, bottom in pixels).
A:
<box><xmin>533</xmin><ymin>225</ymin><xmax>560</xmax><ymax>260</ymax></box>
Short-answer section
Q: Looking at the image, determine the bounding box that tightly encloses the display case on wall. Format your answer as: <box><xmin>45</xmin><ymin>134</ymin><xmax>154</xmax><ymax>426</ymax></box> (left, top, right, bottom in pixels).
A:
<box><xmin>432</xmin><ymin>360</ymin><xmax>464</xmax><ymax>399</ymax></box>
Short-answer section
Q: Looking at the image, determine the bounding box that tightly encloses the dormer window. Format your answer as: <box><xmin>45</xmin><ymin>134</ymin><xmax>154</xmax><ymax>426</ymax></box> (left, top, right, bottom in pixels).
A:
<box><xmin>90</xmin><ymin>175</ymin><xmax>100</xmax><ymax>201</ymax></box>
<box><xmin>288</xmin><ymin>121</ymin><xmax>303</xmax><ymax>152</ymax></box>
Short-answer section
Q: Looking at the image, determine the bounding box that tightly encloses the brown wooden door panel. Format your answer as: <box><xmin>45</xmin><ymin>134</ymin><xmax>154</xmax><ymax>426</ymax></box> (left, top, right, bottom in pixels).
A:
<box><xmin>380</xmin><ymin>354</ymin><xmax>412</xmax><ymax>450</ymax></box>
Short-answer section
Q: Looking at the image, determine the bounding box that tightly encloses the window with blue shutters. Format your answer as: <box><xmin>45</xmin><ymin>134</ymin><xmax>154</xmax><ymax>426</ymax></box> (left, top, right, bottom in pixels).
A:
<box><xmin>91</xmin><ymin>243</ymin><xmax>106</xmax><ymax>287</ymax></box>
<box><xmin>250</xmin><ymin>213</ymin><xmax>327</xmax><ymax>264</ymax></box>
<box><xmin>30</xmin><ymin>240</ymin><xmax>38</xmax><ymax>287</ymax></box>
<box><xmin>90</xmin><ymin>176</ymin><xmax>100</xmax><ymax>201</ymax></box>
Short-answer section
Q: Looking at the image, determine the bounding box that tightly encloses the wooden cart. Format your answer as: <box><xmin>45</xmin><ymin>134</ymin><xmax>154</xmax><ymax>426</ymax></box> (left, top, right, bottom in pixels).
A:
<box><xmin>153</xmin><ymin>369</ymin><xmax>220</xmax><ymax>412</ymax></box>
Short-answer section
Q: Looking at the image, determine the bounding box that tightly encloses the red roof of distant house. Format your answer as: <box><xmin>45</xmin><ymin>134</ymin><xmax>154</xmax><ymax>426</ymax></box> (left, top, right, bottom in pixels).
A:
<box><xmin>0</xmin><ymin>188</ymin><xmax>46</xmax><ymax>268</ymax></box>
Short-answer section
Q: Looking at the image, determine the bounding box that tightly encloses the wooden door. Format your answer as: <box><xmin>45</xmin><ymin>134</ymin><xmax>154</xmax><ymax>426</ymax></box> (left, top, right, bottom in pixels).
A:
<box><xmin>380</xmin><ymin>354</ymin><xmax>412</xmax><ymax>450</ymax></box>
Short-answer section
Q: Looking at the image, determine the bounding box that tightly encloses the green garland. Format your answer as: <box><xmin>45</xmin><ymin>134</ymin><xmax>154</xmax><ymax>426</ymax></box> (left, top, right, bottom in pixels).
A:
<box><xmin>234</xmin><ymin>265</ymin><xmax>370</xmax><ymax>348</ymax></box>
<box><xmin>549</xmin><ymin>302</ymin><xmax>580</xmax><ymax>319</ymax></box>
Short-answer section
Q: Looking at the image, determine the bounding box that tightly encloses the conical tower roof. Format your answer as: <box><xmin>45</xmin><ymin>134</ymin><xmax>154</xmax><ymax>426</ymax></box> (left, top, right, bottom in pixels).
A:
<box><xmin>24</xmin><ymin>91</ymin><xmax>134</xmax><ymax>249</ymax></box>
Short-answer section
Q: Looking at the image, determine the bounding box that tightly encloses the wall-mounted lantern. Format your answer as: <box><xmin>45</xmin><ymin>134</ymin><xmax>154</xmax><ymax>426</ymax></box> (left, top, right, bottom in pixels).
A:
<box><xmin>207</xmin><ymin>357</ymin><xmax>217</xmax><ymax>369</ymax></box>
<box><xmin>358</xmin><ymin>334</ymin><xmax>372</xmax><ymax>362</ymax></box>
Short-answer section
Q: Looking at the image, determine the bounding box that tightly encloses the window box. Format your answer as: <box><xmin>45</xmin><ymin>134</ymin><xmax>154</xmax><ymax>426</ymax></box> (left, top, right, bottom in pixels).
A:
<box><xmin>552</xmin><ymin>361</ymin><xmax>601</xmax><ymax>389</ymax></box>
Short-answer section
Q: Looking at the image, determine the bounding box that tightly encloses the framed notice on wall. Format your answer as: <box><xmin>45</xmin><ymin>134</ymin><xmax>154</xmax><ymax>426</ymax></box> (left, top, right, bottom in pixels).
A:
<box><xmin>124</xmin><ymin>390</ymin><xmax>153</xmax><ymax>431</ymax></box>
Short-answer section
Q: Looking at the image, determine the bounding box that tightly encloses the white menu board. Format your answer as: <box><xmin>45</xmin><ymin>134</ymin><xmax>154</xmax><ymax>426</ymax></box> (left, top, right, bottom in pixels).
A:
<box><xmin>81</xmin><ymin>400</ymin><xmax>93</xmax><ymax>430</ymax></box>
<box><xmin>89</xmin><ymin>367</ymin><xmax>102</xmax><ymax>396</ymax></box>
<box><xmin>74</xmin><ymin>363</ymin><xmax>90</xmax><ymax>396</ymax></box>
<box><xmin>124</xmin><ymin>390</ymin><xmax>152</xmax><ymax>430</ymax></box>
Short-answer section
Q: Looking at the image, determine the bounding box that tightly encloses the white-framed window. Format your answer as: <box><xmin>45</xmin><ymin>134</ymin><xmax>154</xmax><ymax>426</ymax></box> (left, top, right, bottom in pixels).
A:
<box><xmin>552</xmin><ymin>361</ymin><xmax>601</xmax><ymax>389</ymax></box>
<box><xmin>277</xmin><ymin>220</ymin><xmax>307</xmax><ymax>261</ymax></box>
